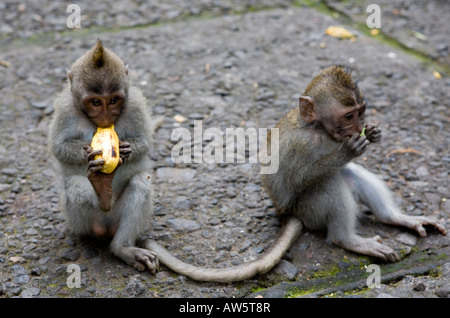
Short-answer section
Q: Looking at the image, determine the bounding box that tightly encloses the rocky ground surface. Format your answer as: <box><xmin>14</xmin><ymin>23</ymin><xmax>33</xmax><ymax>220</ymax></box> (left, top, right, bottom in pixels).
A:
<box><xmin>0</xmin><ymin>1</ymin><xmax>449</xmax><ymax>299</ymax></box>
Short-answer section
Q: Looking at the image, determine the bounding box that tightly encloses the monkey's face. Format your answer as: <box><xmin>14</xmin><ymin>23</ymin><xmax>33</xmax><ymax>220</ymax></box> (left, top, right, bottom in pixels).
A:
<box><xmin>67</xmin><ymin>40</ymin><xmax>130</xmax><ymax>128</ymax></box>
<box><xmin>319</xmin><ymin>100</ymin><xmax>366</xmax><ymax>142</ymax></box>
<box><xmin>82</xmin><ymin>91</ymin><xmax>126</xmax><ymax>127</ymax></box>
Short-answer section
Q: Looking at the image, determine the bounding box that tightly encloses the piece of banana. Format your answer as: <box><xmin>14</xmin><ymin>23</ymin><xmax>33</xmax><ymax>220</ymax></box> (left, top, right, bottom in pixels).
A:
<box><xmin>360</xmin><ymin>127</ymin><xmax>366</xmax><ymax>137</ymax></box>
<box><xmin>91</xmin><ymin>124</ymin><xmax>120</xmax><ymax>174</ymax></box>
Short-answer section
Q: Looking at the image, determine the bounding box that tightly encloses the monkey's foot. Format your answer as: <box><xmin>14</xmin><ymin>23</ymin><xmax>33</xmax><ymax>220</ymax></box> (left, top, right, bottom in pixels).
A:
<box><xmin>113</xmin><ymin>246</ymin><xmax>159</xmax><ymax>273</ymax></box>
<box><xmin>395</xmin><ymin>215</ymin><xmax>447</xmax><ymax>238</ymax></box>
<box><xmin>337</xmin><ymin>235</ymin><xmax>400</xmax><ymax>262</ymax></box>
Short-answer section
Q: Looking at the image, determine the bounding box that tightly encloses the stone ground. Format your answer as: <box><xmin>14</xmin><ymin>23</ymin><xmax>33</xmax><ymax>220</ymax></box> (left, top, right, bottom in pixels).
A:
<box><xmin>0</xmin><ymin>0</ymin><xmax>449</xmax><ymax>299</ymax></box>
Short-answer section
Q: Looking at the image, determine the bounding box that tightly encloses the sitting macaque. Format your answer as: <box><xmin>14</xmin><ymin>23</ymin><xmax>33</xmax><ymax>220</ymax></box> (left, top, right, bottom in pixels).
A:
<box><xmin>49</xmin><ymin>40</ymin><xmax>158</xmax><ymax>272</ymax></box>
<box><xmin>145</xmin><ymin>65</ymin><xmax>447</xmax><ymax>282</ymax></box>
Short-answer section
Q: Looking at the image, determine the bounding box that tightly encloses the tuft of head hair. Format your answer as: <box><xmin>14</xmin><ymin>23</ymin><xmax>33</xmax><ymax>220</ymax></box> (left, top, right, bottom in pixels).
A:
<box><xmin>92</xmin><ymin>40</ymin><xmax>105</xmax><ymax>68</ymax></box>
<box><xmin>303</xmin><ymin>65</ymin><xmax>363</xmax><ymax>107</ymax></box>
<box><xmin>80</xmin><ymin>39</ymin><xmax>124</xmax><ymax>73</ymax></box>
<box><xmin>69</xmin><ymin>40</ymin><xmax>129</xmax><ymax>96</ymax></box>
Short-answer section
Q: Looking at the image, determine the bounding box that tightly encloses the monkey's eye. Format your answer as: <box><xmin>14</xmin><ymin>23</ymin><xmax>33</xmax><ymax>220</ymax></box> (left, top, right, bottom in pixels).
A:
<box><xmin>109</xmin><ymin>97</ymin><xmax>120</xmax><ymax>105</ymax></box>
<box><xmin>91</xmin><ymin>99</ymin><xmax>102</xmax><ymax>106</ymax></box>
<box><xmin>345</xmin><ymin>113</ymin><xmax>353</xmax><ymax>121</ymax></box>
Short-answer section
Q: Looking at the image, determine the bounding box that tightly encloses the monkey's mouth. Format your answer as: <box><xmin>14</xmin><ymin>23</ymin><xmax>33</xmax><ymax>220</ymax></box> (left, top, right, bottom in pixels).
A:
<box><xmin>94</xmin><ymin>117</ymin><xmax>119</xmax><ymax>128</ymax></box>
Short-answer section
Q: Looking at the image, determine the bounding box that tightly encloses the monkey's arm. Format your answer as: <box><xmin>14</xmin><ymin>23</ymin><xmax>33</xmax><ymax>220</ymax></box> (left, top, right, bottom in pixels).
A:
<box><xmin>49</xmin><ymin>118</ymin><xmax>92</xmax><ymax>165</ymax></box>
<box><xmin>287</xmin><ymin>133</ymin><xmax>368</xmax><ymax>193</ymax></box>
<box><xmin>52</xmin><ymin>138</ymin><xmax>89</xmax><ymax>165</ymax></box>
<box><xmin>119</xmin><ymin>134</ymin><xmax>150</xmax><ymax>162</ymax></box>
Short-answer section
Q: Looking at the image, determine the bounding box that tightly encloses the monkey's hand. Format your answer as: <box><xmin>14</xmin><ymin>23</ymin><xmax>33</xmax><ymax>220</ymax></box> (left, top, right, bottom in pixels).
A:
<box><xmin>119</xmin><ymin>141</ymin><xmax>132</xmax><ymax>163</ymax></box>
<box><xmin>344</xmin><ymin>133</ymin><xmax>369</xmax><ymax>158</ymax></box>
<box><xmin>365</xmin><ymin>124</ymin><xmax>381</xmax><ymax>143</ymax></box>
<box><xmin>85</xmin><ymin>145</ymin><xmax>105</xmax><ymax>177</ymax></box>
<box><xmin>84</xmin><ymin>145</ymin><xmax>115</xmax><ymax>211</ymax></box>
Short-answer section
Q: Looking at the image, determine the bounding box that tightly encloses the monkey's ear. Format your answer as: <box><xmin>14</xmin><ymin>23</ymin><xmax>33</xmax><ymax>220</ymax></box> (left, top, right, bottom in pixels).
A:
<box><xmin>66</xmin><ymin>69</ymin><xmax>73</xmax><ymax>84</ymax></box>
<box><xmin>299</xmin><ymin>96</ymin><xmax>316</xmax><ymax>123</ymax></box>
<box><xmin>125</xmin><ymin>64</ymin><xmax>129</xmax><ymax>76</ymax></box>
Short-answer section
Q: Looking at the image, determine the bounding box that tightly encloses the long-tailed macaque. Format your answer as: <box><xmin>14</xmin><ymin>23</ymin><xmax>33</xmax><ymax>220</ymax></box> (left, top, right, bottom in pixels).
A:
<box><xmin>49</xmin><ymin>40</ymin><xmax>159</xmax><ymax>272</ymax></box>
<box><xmin>145</xmin><ymin>65</ymin><xmax>447</xmax><ymax>282</ymax></box>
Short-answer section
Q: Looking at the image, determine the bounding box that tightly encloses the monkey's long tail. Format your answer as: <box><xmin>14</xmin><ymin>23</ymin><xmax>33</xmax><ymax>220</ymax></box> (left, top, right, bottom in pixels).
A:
<box><xmin>144</xmin><ymin>217</ymin><xmax>303</xmax><ymax>283</ymax></box>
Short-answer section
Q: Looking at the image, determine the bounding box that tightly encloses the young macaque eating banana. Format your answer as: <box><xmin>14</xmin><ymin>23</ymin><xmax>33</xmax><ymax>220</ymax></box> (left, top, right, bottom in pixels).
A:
<box><xmin>146</xmin><ymin>65</ymin><xmax>447</xmax><ymax>282</ymax></box>
<box><xmin>49</xmin><ymin>40</ymin><xmax>159</xmax><ymax>272</ymax></box>
<box><xmin>260</xmin><ymin>65</ymin><xmax>447</xmax><ymax>263</ymax></box>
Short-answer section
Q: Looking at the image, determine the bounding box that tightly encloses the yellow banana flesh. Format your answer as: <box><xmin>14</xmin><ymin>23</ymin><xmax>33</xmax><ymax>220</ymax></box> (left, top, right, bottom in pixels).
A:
<box><xmin>91</xmin><ymin>124</ymin><xmax>120</xmax><ymax>174</ymax></box>
<box><xmin>360</xmin><ymin>127</ymin><xmax>366</xmax><ymax>137</ymax></box>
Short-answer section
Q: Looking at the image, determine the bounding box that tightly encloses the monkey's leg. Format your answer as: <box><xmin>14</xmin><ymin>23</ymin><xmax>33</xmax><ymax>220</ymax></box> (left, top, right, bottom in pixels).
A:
<box><xmin>341</xmin><ymin>163</ymin><xmax>447</xmax><ymax>237</ymax></box>
<box><xmin>109</xmin><ymin>172</ymin><xmax>159</xmax><ymax>273</ymax></box>
<box><xmin>61</xmin><ymin>175</ymin><xmax>101</xmax><ymax>236</ymax></box>
<box><xmin>311</xmin><ymin>174</ymin><xmax>400</xmax><ymax>262</ymax></box>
